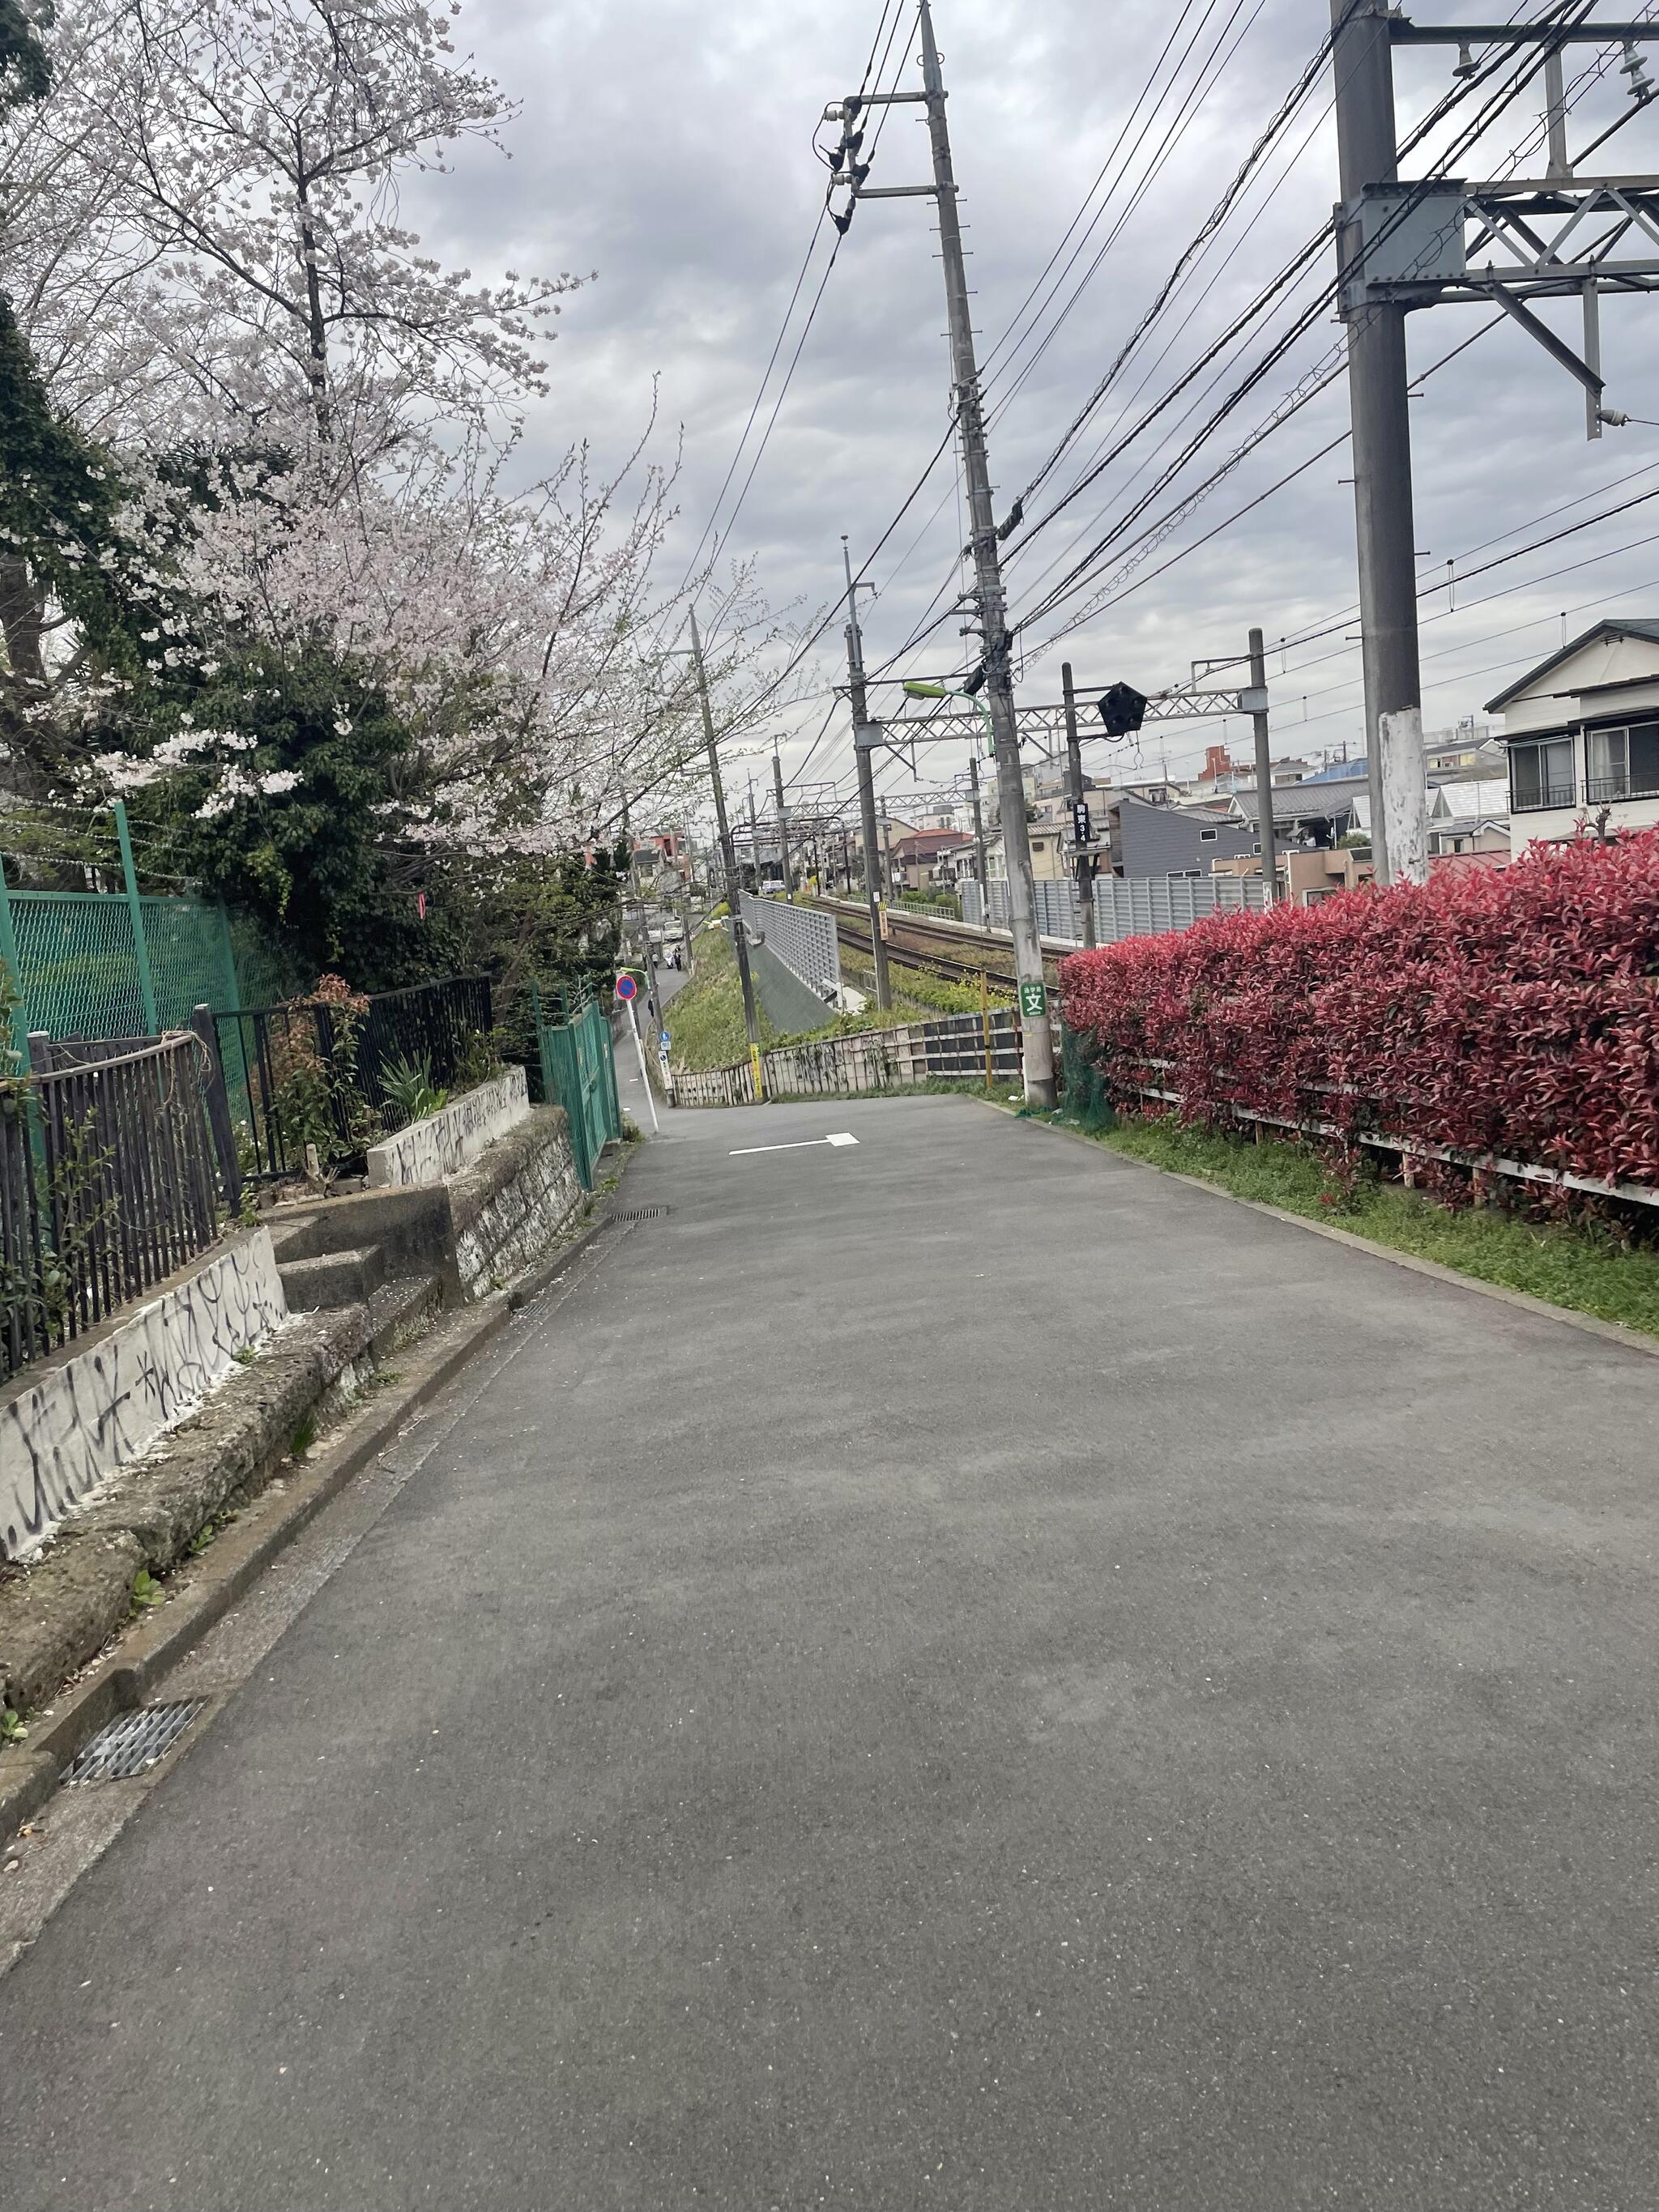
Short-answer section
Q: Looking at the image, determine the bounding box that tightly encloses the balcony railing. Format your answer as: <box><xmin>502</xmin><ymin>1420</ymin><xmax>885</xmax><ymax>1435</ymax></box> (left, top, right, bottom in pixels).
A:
<box><xmin>1584</xmin><ymin>773</ymin><xmax>1659</xmax><ymax>806</ymax></box>
<box><xmin>1511</xmin><ymin>781</ymin><xmax>1576</xmax><ymax>813</ymax></box>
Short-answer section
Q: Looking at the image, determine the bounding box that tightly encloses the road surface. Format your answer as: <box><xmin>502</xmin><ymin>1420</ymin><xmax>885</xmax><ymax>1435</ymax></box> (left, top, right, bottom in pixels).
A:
<box><xmin>2</xmin><ymin>1092</ymin><xmax>1656</xmax><ymax>2210</ymax></box>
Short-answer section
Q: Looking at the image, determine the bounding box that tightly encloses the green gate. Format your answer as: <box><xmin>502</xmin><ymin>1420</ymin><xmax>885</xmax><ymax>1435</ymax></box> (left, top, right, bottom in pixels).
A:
<box><xmin>537</xmin><ymin>992</ymin><xmax>622</xmax><ymax>1188</ymax></box>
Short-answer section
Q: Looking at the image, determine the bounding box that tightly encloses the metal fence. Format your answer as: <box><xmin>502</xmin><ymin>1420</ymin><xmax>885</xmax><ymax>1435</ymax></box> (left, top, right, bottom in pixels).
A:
<box><xmin>1</xmin><ymin>1030</ymin><xmax>229</xmax><ymax>1382</ymax></box>
<box><xmin>739</xmin><ymin>893</ymin><xmax>841</xmax><ymax>1003</ymax></box>
<box><xmin>962</xmin><ymin>873</ymin><xmax>1266</xmax><ymax>942</ymax></box>
<box><xmin>668</xmin><ymin>1006</ymin><xmax>1023</xmax><ymax>1106</ymax></box>
<box><xmin>0</xmin><ymin>880</ymin><xmax>305</xmax><ymax>1053</ymax></box>
<box><xmin>536</xmin><ymin>995</ymin><xmax>622</xmax><ymax>1187</ymax></box>
<box><xmin>216</xmin><ymin>974</ymin><xmax>494</xmax><ymax>1181</ymax></box>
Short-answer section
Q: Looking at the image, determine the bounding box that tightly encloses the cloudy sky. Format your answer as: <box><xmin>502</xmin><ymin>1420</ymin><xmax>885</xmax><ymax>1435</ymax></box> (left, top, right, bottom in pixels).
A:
<box><xmin>416</xmin><ymin>0</ymin><xmax>1659</xmax><ymax>823</ymax></box>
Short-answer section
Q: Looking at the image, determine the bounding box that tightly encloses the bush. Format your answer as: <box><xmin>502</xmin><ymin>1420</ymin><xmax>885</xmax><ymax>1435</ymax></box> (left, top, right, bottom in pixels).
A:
<box><xmin>1058</xmin><ymin>832</ymin><xmax>1659</xmax><ymax>1192</ymax></box>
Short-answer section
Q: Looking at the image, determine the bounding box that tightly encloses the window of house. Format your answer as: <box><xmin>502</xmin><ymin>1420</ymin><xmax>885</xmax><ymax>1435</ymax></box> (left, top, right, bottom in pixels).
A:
<box><xmin>1510</xmin><ymin>735</ymin><xmax>1574</xmax><ymax>812</ymax></box>
<box><xmin>1585</xmin><ymin>721</ymin><xmax>1659</xmax><ymax>803</ymax></box>
<box><xmin>1199</xmin><ymin>827</ymin><xmax>1218</xmax><ymax>842</ymax></box>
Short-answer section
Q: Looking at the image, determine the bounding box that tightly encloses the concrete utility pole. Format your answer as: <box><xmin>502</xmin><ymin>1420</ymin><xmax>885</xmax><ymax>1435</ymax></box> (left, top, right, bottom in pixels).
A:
<box><xmin>1060</xmin><ymin>663</ymin><xmax>1097</xmax><ymax>951</ymax></box>
<box><xmin>620</xmin><ymin>797</ymin><xmax>664</xmax><ymax>1055</ymax></box>
<box><xmin>688</xmin><ymin>606</ymin><xmax>762</xmax><ymax>1070</ymax></box>
<box><xmin>1248</xmin><ymin>627</ymin><xmax>1279</xmax><ymax>903</ymax></box>
<box><xmin>842</xmin><ymin>538</ymin><xmax>890</xmax><ymax>1010</ymax></box>
<box><xmin>915</xmin><ymin>0</ymin><xmax>1055</xmax><ymax>1101</ymax></box>
<box><xmin>967</xmin><ymin>752</ymin><xmax>989</xmax><ymax>922</ymax></box>
<box><xmin>1329</xmin><ymin>0</ymin><xmax>1427</xmax><ymax>887</ymax></box>
<box><xmin>771</xmin><ymin>739</ymin><xmax>794</xmax><ymax>898</ymax></box>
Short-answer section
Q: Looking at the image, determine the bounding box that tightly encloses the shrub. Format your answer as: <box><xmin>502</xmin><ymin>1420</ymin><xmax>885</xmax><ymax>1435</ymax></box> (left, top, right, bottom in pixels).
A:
<box><xmin>1058</xmin><ymin>832</ymin><xmax>1659</xmax><ymax>1192</ymax></box>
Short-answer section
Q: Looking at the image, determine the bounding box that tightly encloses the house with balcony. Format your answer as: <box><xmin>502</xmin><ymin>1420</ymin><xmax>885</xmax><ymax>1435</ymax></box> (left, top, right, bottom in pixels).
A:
<box><xmin>1489</xmin><ymin>620</ymin><xmax>1659</xmax><ymax>855</ymax></box>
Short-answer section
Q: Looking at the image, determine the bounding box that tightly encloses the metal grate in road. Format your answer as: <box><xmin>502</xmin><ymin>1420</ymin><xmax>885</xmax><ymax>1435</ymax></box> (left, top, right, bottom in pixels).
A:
<box><xmin>616</xmin><ymin>1205</ymin><xmax>670</xmax><ymax>1222</ymax></box>
<box><xmin>62</xmin><ymin>1701</ymin><xmax>204</xmax><ymax>1784</ymax></box>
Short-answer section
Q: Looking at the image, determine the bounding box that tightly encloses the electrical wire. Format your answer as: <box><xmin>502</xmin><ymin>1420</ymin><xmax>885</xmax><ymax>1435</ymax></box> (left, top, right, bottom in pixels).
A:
<box><xmin>1004</xmin><ymin>3</ymin><xmax>1606</xmax><ymax>643</ymax></box>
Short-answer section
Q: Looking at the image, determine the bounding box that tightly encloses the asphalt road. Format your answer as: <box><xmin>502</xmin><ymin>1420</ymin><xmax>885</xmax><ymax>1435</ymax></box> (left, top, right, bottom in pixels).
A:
<box><xmin>3</xmin><ymin>1093</ymin><xmax>1658</xmax><ymax>2210</ymax></box>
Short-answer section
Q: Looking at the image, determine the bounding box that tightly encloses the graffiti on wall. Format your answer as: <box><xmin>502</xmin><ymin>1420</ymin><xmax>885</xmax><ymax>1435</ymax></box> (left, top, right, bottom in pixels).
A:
<box><xmin>0</xmin><ymin>1230</ymin><xmax>288</xmax><ymax>1560</ymax></box>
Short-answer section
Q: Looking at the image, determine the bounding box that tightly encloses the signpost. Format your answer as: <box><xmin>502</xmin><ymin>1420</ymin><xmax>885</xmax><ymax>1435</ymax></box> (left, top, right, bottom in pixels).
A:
<box><xmin>615</xmin><ymin>974</ymin><xmax>659</xmax><ymax>1133</ymax></box>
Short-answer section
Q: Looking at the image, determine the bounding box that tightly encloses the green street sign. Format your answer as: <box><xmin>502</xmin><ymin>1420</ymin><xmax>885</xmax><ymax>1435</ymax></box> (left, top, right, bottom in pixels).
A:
<box><xmin>1018</xmin><ymin>981</ymin><xmax>1048</xmax><ymax>1018</ymax></box>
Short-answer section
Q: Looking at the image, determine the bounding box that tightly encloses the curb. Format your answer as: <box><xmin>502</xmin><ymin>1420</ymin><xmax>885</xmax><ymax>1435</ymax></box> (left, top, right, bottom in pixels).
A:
<box><xmin>987</xmin><ymin>1099</ymin><xmax>1659</xmax><ymax>1366</ymax></box>
<box><xmin>0</xmin><ymin>1296</ymin><xmax>510</xmax><ymax>1844</ymax></box>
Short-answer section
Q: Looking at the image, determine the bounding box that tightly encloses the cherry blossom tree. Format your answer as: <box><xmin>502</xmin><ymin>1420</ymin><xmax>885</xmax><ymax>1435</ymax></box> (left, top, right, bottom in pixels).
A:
<box><xmin>3</xmin><ymin>0</ymin><xmax>582</xmax><ymax>461</ymax></box>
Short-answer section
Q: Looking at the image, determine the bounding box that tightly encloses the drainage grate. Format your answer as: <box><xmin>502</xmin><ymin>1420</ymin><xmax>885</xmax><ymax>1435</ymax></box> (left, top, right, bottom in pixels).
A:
<box><xmin>616</xmin><ymin>1205</ymin><xmax>669</xmax><ymax>1221</ymax></box>
<box><xmin>62</xmin><ymin>1701</ymin><xmax>204</xmax><ymax>1785</ymax></box>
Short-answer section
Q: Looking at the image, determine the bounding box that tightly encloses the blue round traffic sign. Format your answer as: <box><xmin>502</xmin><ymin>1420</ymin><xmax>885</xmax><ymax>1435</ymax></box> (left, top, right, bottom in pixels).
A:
<box><xmin>614</xmin><ymin>973</ymin><xmax>638</xmax><ymax>1002</ymax></box>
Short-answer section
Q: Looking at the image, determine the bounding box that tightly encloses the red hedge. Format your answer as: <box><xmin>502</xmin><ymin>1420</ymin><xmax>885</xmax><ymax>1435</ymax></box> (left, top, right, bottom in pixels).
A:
<box><xmin>1058</xmin><ymin>833</ymin><xmax>1659</xmax><ymax>1190</ymax></box>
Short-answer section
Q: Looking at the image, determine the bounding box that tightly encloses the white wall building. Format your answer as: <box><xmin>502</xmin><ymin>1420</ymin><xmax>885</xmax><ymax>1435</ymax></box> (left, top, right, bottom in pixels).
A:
<box><xmin>1490</xmin><ymin>621</ymin><xmax>1659</xmax><ymax>857</ymax></box>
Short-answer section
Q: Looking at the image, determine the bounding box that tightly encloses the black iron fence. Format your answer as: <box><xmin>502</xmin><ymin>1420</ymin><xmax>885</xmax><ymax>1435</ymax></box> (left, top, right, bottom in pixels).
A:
<box><xmin>1</xmin><ymin>1027</ymin><xmax>232</xmax><ymax>1382</ymax></box>
<box><xmin>216</xmin><ymin>974</ymin><xmax>494</xmax><ymax>1181</ymax></box>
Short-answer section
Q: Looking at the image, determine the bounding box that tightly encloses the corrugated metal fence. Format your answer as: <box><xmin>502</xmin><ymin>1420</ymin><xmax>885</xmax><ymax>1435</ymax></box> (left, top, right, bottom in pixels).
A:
<box><xmin>962</xmin><ymin>874</ymin><xmax>1265</xmax><ymax>942</ymax></box>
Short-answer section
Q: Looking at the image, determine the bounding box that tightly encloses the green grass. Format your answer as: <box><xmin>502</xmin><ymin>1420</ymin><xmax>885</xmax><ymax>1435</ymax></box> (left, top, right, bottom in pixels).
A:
<box><xmin>838</xmin><ymin>946</ymin><xmax>1014</xmax><ymax>1023</ymax></box>
<box><xmin>666</xmin><ymin>928</ymin><xmax>1016</xmax><ymax>1071</ymax></box>
<box><xmin>659</xmin><ymin>927</ymin><xmax>778</xmax><ymax>1071</ymax></box>
<box><xmin>1080</xmin><ymin>1115</ymin><xmax>1659</xmax><ymax>1340</ymax></box>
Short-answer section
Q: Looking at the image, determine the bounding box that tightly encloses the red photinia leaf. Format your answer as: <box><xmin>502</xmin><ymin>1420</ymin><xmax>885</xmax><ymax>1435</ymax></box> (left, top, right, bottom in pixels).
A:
<box><xmin>1058</xmin><ymin>831</ymin><xmax>1659</xmax><ymax>1187</ymax></box>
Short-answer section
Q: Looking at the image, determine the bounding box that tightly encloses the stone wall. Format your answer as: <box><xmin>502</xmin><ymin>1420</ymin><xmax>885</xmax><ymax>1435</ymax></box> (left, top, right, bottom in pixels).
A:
<box><xmin>0</xmin><ymin>1231</ymin><xmax>287</xmax><ymax>1562</ymax></box>
<box><xmin>449</xmin><ymin>1109</ymin><xmax>586</xmax><ymax>1299</ymax></box>
<box><xmin>365</xmin><ymin>1066</ymin><xmax>531</xmax><ymax>1191</ymax></box>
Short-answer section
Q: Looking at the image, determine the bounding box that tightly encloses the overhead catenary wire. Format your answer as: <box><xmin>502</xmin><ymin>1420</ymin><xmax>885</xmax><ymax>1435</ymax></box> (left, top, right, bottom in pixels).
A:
<box><xmin>1002</xmin><ymin>4</ymin><xmax>1608</xmax><ymax>645</ymax></box>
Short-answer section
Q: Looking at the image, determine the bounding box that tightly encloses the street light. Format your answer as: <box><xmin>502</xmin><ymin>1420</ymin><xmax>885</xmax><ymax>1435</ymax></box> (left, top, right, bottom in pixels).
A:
<box><xmin>902</xmin><ymin>679</ymin><xmax>996</xmax><ymax>924</ymax></box>
<box><xmin>902</xmin><ymin>677</ymin><xmax>995</xmax><ymax>753</ymax></box>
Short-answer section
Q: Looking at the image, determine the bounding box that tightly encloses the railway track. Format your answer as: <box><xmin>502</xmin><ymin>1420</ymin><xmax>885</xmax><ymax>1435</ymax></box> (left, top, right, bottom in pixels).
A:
<box><xmin>813</xmin><ymin>897</ymin><xmax>1060</xmax><ymax>987</ymax></box>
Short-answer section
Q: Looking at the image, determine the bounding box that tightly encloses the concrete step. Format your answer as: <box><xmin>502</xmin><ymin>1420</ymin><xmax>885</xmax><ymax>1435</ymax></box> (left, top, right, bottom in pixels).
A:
<box><xmin>365</xmin><ymin>1271</ymin><xmax>444</xmax><ymax>1362</ymax></box>
<box><xmin>278</xmin><ymin>1243</ymin><xmax>386</xmax><ymax>1312</ymax></box>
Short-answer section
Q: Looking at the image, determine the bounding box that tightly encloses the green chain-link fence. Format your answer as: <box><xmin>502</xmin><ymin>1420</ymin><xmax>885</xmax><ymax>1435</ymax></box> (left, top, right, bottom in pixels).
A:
<box><xmin>0</xmin><ymin>882</ymin><xmax>303</xmax><ymax>1053</ymax></box>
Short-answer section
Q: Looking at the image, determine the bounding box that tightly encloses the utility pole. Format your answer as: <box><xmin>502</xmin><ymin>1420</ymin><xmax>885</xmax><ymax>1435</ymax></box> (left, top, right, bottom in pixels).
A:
<box><xmin>915</xmin><ymin>0</ymin><xmax>1054</xmax><ymax>1101</ymax></box>
<box><xmin>842</xmin><ymin>537</ymin><xmax>890</xmax><ymax>1009</ymax></box>
<box><xmin>967</xmin><ymin>752</ymin><xmax>989</xmax><ymax>924</ymax></box>
<box><xmin>688</xmin><ymin>606</ymin><xmax>763</xmax><ymax>1080</ymax></box>
<box><xmin>771</xmin><ymin>739</ymin><xmax>794</xmax><ymax>898</ymax></box>
<box><xmin>1248</xmin><ymin>627</ymin><xmax>1279</xmax><ymax>904</ymax></box>
<box><xmin>620</xmin><ymin>797</ymin><xmax>664</xmax><ymax>1056</ymax></box>
<box><xmin>1329</xmin><ymin>0</ymin><xmax>1427</xmax><ymax>887</ymax></box>
<box><xmin>1060</xmin><ymin>663</ymin><xmax>1096</xmax><ymax>950</ymax></box>
<box><xmin>878</xmin><ymin>795</ymin><xmax>890</xmax><ymax>900</ymax></box>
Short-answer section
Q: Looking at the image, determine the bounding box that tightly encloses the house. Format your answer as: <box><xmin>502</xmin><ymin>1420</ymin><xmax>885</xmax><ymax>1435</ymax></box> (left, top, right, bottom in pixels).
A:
<box><xmin>1488</xmin><ymin>620</ymin><xmax>1659</xmax><ymax>855</ymax></box>
<box><xmin>1425</xmin><ymin>779</ymin><xmax>1509</xmax><ymax>859</ymax></box>
<box><xmin>1107</xmin><ymin>792</ymin><xmax>1261</xmax><ymax>877</ymax></box>
<box><xmin>893</xmin><ymin>827</ymin><xmax>975</xmax><ymax>891</ymax></box>
<box><xmin>1227</xmin><ymin>774</ymin><xmax>1369</xmax><ymax>848</ymax></box>
<box><xmin>1424</xmin><ymin>721</ymin><xmax>1507</xmax><ymax>781</ymax></box>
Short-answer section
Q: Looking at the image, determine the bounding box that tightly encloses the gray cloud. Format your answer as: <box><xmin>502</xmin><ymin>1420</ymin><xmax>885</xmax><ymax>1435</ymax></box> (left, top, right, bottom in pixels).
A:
<box><xmin>412</xmin><ymin>1</ymin><xmax>1659</xmax><ymax>809</ymax></box>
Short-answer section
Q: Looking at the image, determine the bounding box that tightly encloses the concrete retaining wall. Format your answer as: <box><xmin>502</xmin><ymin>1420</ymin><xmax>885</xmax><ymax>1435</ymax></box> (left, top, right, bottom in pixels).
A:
<box><xmin>366</xmin><ymin>1066</ymin><xmax>530</xmax><ymax>1190</ymax></box>
<box><xmin>0</xmin><ymin>1231</ymin><xmax>288</xmax><ymax>1562</ymax></box>
<box><xmin>451</xmin><ymin>1111</ymin><xmax>586</xmax><ymax>1298</ymax></box>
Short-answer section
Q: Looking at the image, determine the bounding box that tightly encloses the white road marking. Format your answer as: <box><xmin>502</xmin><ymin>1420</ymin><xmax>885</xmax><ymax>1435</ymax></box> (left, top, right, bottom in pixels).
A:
<box><xmin>728</xmin><ymin>1133</ymin><xmax>860</xmax><ymax>1157</ymax></box>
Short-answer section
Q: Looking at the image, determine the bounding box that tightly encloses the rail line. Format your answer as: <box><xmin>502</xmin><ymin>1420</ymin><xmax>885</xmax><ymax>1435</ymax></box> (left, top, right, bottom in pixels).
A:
<box><xmin>811</xmin><ymin>897</ymin><xmax>1062</xmax><ymax>987</ymax></box>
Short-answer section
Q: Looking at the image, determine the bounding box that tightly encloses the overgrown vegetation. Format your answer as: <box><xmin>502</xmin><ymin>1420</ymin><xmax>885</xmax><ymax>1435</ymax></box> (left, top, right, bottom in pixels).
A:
<box><xmin>663</xmin><ymin>927</ymin><xmax>1018</xmax><ymax>1074</ymax></box>
<box><xmin>660</xmin><ymin>924</ymin><xmax>778</xmax><ymax>1071</ymax></box>
<box><xmin>1083</xmin><ymin>1112</ymin><xmax>1659</xmax><ymax>1341</ymax></box>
